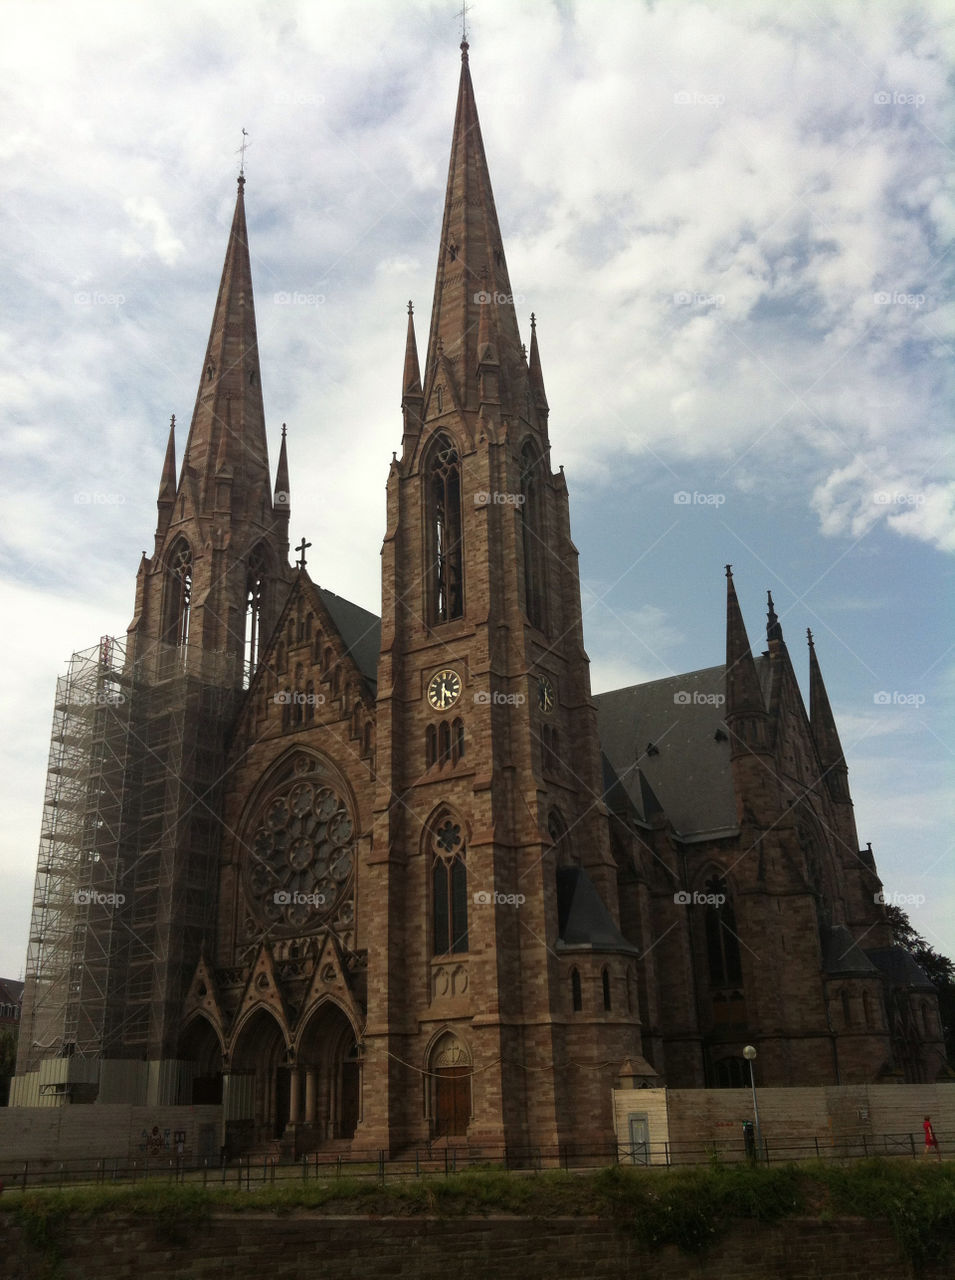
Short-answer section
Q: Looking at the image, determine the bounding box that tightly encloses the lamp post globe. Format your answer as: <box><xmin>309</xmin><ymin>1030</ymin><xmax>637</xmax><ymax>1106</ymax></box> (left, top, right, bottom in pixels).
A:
<box><xmin>743</xmin><ymin>1045</ymin><xmax>763</xmax><ymax>1163</ymax></box>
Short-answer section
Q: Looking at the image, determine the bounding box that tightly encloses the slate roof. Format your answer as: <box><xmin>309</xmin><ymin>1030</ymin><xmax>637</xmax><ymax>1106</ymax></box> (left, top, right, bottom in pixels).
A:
<box><xmin>823</xmin><ymin>925</ymin><xmax>880</xmax><ymax>976</ymax></box>
<box><xmin>0</xmin><ymin>977</ymin><xmax>24</xmax><ymax>1005</ymax></box>
<box><xmin>593</xmin><ymin>660</ymin><xmax>770</xmax><ymax>840</ymax></box>
<box><xmin>317</xmin><ymin>587</ymin><xmax>381</xmax><ymax>690</ymax></box>
<box><xmin>555</xmin><ymin>867</ymin><xmax>640</xmax><ymax>954</ymax></box>
<box><xmin>866</xmin><ymin>946</ymin><xmax>937</xmax><ymax>991</ymax></box>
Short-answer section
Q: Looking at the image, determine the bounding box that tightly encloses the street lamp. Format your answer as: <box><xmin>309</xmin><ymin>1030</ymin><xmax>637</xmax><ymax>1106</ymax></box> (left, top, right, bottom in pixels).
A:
<box><xmin>743</xmin><ymin>1045</ymin><xmax>763</xmax><ymax>1165</ymax></box>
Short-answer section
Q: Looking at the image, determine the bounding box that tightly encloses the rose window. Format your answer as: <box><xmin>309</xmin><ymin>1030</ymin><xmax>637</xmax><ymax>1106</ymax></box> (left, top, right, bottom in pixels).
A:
<box><xmin>245</xmin><ymin>755</ymin><xmax>356</xmax><ymax>933</ymax></box>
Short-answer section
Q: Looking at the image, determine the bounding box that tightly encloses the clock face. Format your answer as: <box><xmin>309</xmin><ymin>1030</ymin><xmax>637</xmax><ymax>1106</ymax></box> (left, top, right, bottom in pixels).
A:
<box><xmin>537</xmin><ymin>675</ymin><xmax>555</xmax><ymax>714</ymax></box>
<box><xmin>428</xmin><ymin>668</ymin><xmax>462</xmax><ymax>711</ymax></box>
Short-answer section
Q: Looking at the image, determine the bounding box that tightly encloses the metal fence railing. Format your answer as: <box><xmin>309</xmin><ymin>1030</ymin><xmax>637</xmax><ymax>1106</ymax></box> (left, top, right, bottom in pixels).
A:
<box><xmin>0</xmin><ymin>1130</ymin><xmax>947</xmax><ymax>1194</ymax></box>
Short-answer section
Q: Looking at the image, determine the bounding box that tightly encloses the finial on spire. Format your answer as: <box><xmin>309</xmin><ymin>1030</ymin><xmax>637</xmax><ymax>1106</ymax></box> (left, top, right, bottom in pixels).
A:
<box><xmin>767</xmin><ymin>589</ymin><xmax>783</xmax><ymax>643</ymax></box>
<box><xmin>237</xmin><ymin>127</ymin><xmax>250</xmax><ymax>182</ymax></box>
<box><xmin>457</xmin><ymin>0</ymin><xmax>470</xmax><ymax>49</ymax></box>
<box><xmin>807</xmin><ymin>627</ymin><xmax>814</xmax><ymax>647</ymax></box>
<box><xmin>725</xmin><ymin>563</ymin><xmax>733</xmax><ymax>579</ymax></box>
<box><xmin>281</xmin><ymin>422</ymin><xmax>287</xmax><ymax>439</ymax></box>
<box><xmin>407</xmin><ymin>300</ymin><xmax>414</xmax><ymax>315</ymax></box>
<box><xmin>170</xmin><ymin>413</ymin><xmax>175</xmax><ymax>429</ymax></box>
<box><xmin>530</xmin><ymin>312</ymin><xmax>536</xmax><ymax>329</ymax></box>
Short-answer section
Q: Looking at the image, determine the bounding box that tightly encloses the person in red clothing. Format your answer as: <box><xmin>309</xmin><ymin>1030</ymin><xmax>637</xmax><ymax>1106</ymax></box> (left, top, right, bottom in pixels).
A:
<box><xmin>923</xmin><ymin>1115</ymin><xmax>941</xmax><ymax>1160</ymax></box>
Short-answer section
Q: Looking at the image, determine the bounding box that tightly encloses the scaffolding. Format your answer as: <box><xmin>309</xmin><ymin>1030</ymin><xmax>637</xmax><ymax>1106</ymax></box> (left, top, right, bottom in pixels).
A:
<box><xmin>17</xmin><ymin>637</ymin><xmax>130</xmax><ymax>1076</ymax></box>
<box><xmin>17</xmin><ymin>635</ymin><xmax>239</xmax><ymax>1089</ymax></box>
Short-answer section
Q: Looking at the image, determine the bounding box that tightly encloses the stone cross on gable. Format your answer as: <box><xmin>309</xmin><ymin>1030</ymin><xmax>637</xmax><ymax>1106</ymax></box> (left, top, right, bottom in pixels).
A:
<box><xmin>295</xmin><ymin>537</ymin><xmax>312</xmax><ymax>570</ymax></box>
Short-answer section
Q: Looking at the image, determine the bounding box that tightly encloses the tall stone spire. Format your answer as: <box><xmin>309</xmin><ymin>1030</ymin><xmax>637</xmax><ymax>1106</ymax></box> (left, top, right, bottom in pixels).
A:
<box><xmin>179</xmin><ymin>175</ymin><xmax>272</xmax><ymax>517</ymax></box>
<box><xmin>807</xmin><ymin>630</ymin><xmax>850</xmax><ymax>803</ymax></box>
<box><xmin>423</xmin><ymin>41</ymin><xmax>525</xmax><ymax>411</ymax></box>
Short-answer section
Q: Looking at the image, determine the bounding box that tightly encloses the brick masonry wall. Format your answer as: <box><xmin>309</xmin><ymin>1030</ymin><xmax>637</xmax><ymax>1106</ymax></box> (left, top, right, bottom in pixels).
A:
<box><xmin>0</xmin><ymin>1212</ymin><xmax>951</xmax><ymax>1280</ymax></box>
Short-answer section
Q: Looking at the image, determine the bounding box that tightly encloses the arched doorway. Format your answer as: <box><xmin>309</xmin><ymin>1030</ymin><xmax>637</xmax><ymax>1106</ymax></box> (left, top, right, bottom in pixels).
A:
<box><xmin>296</xmin><ymin>1002</ymin><xmax>361</xmax><ymax>1146</ymax></box>
<box><xmin>231</xmin><ymin>1008</ymin><xmax>288</xmax><ymax>1143</ymax></box>
<box><xmin>430</xmin><ymin>1033</ymin><xmax>471</xmax><ymax>1138</ymax></box>
<box><xmin>179</xmin><ymin>1016</ymin><xmax>224</xmax><ymax>1105</ymax></box>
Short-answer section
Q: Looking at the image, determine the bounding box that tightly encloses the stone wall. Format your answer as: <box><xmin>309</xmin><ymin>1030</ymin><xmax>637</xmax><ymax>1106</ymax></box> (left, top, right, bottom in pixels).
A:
<box><xmin>0</xmin><ymin>1212</ymin><xmax>950</xmax><ymax>1280</ymax></box>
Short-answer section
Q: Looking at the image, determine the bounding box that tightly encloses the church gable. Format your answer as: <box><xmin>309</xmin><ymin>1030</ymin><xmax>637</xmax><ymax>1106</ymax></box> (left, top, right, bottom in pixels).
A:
<box><xmin>230</xmin><ymin>942</ymin><xmax>292</xmax><ymax>1044</ymax></box>
<box><xmin>233</xmin><ymin>571</ymin><xmax>377</xmax><ymax>761</ymax></box>
<box><xmin>181</xmin><ymin>953</ymin><xmax>226</xmax><ymax>1039</ymax></box>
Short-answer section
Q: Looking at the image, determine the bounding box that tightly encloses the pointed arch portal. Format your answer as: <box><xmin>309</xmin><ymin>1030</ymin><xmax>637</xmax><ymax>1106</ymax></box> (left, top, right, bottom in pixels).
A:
<box><xmin>296</xmin><ymin>1002</ymin><xmax>361</xmax><ymax>1144</ymax></box>
<box><xmin>179</xmin><ymin>1016</ymin><xmax>223</xmax><ymax>1105</ymax></box>
<box><xmin>430</xmin><ymin>1032</ymin><xmax>472</xmax><ymax>1138</ymax></box>
<box><xmin>230</xmin><ymin>1008</ymin><xmax>288</xmax><ymax>1143</ymax></box>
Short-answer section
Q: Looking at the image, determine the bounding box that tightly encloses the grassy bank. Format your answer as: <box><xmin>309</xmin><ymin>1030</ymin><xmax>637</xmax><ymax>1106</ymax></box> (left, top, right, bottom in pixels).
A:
<box><xmin>5</xmin><ymin>1159</ymin><xmax>955</xmax><ymax>1269</ymax></box>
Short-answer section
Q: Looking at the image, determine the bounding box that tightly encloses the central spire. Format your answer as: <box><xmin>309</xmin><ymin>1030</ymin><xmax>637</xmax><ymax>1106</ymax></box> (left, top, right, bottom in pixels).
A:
<box><xmin>423</xmin><ymin>42</ymin><xmax>526</xmax><ymax>413</ymax></box>
<box><xmin>179</xmin><ymin>175</ymin><xmax>272</xmax><ymax>516</ymax></box>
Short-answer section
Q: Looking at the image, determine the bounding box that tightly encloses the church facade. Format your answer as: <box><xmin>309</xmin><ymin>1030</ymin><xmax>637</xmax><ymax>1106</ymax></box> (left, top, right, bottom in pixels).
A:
<box><xmin>13</xmin><ymin>44</ymin><xmax>945</xmax><ymax>1154</ymax></box>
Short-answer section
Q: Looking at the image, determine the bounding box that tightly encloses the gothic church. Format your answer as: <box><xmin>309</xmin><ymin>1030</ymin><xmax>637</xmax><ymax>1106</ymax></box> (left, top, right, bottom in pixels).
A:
<box><xmin>14</xmin><ymin>43</ymin><xmax>945</xmax><ymax>1154</ymax></box>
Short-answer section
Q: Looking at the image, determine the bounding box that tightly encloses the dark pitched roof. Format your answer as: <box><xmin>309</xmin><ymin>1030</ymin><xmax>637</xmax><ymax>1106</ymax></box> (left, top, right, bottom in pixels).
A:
<box><xmin>823</xmin><ymin>925</ymin><xmax>879</xmax><ymax>976</ymax></box>
<box><xmin>0</xmin><ymin>978</ymin><xmax>24</xmax><ymax>1004</ymax></box>
<box><xmin>555</xmin><ymin>867</ymin><xmax>640</xmax><ymax>954</ymax></box>
<box><xmin>594</xmin><ymin>662</ymin><xmax>769</xmax><ymax>840</ymax></box>
<box><xmin>866</xmin><ymin>946</ymin><xmax>937</xmax><ymax>991</ymax></box>
<box><xmin>317</xmin><ymin>587</ymin><xmax>381</xmax><ymax>689</ymax></box>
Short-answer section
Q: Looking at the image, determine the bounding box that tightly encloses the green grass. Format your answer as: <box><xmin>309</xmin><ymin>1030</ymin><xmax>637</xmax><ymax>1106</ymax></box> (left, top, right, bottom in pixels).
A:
<box><xmin>4</xmin><ymin>1160</ymin><xmax>955</xmax><ymax>1268</ymax></box>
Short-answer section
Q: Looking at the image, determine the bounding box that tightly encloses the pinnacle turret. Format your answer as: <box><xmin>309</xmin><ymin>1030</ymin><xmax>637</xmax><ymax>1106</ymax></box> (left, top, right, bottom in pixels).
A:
<box><xmin>724</xmin><ymin>566</ymin><xmax>771</xmax><ymax>760</ymax></box>
<box><xmin>807</xmin><ymin>629</ymin><xmax>850</xmax><ymax>803</ymax></box>
<box><xmin>274</xmin><ymin>423</ymin><xmax>290</xmax><ymax>517</ymax></box>
<box><xmin>528</xmin><ymin>313</ymin><xmax>549</xmax><ymax>415</ymax></box>
<box><xmin>155</xmin><ymin>415</ymin><xmax>177</xmax><ymax>547</ymax></box>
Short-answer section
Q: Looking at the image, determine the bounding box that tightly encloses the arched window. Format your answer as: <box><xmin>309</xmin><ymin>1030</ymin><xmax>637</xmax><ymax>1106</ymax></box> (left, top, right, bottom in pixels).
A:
<box><xmin>431</xmin><ymin>815</ymin><xmax>468</xmax><ymax>955</ymax></box>
<box><xmin>165</xmin><ymin>539</ymin><xmax>193</xmax><ymax>648</ymax></box>
<box><xmin>542</xmin><ymin>725</ymin><xmax>560</xmax><ymax>775</ymax></box>
<box><xmin>305</xmin><ymin>680</ymin><xmax>315</xmax><ymax>723</ymax></box>
<box><xmin>426</xmin><ymin>724</ymin><xmax>437</xmax><ymax>767</ymax></box>
<box><xmin>704</xmin><ymin>881</ymin><xmax>743</xmax><ymax>987</ymax></box>
<box><xmin>293</xmin><ymin>664</ymin><xmax>304</xmax><ymax>725</ymax></box>
<box><xmin>363</xmin><ymin>722</ymin><xmax>373</xmax><ymax>755</ymax></box>
<box><xmin>714</xmin><ymin>1057</ymin><xmax>748</xmax><ymax>1088</ymax></box>
<box><xmin>428</xmin><ymin>434</ymin><xmax>463</xmax><ymax>623</ymax></box>
<box><xmin>571</xmin><ymin>968</ymin><xmax>582</xmax><ymax>1012</ymax></box>
<box><xmin>245</xmin><ymin>544</ymin><xmax>268</xmax><ymax>681</ymax></box>
<box><xmin>602</xmin><ymin>967</ymin><xmax>612</xmax><ymax>1011</ymax></box>
<box><xmin>520</xmin><ymin>440</ymin><xmax>545</xmax><ymax>630</ymax></box>
<box><xmin>549</xmin><ymin>809</ymin><xmax>574</xmax><ymax>867</ymax></box>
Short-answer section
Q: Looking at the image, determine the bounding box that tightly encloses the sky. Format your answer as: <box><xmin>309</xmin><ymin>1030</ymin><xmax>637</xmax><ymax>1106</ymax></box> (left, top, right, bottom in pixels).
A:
<box><xmin>0</xmin><ymin>0</ymin><xmax>952</xmax><ymax>983</ymax></box>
